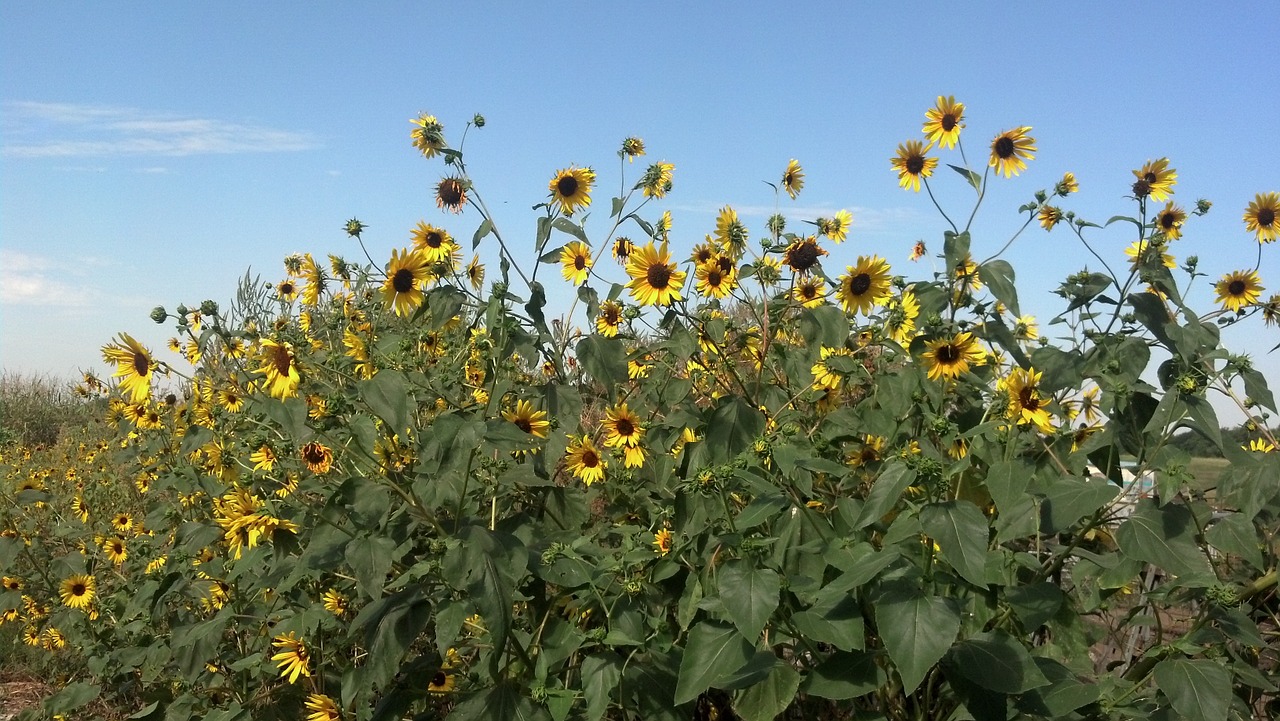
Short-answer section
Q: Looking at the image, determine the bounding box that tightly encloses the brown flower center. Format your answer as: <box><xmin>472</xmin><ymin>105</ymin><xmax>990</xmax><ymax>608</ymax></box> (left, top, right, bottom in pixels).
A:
<box><xmin>72</xmin><ymin>583</ymin><xmax>86</xmax><ymax>596</ymax></box>
<box><xmin>557</xmin><ymin>175</ymin><xmax>579</xmax><ymax>198</ymax></box>
<box><xmin>646</xmin><ymin>263</ymin><xmax>672</xmax><ymax>290</ymax></box>
<box><xmin>937</xmin><ymin>344</ymin><xmax>960</xmax><ymax>363</ymax></box>
<box><xmin>432</xmin><ymin>672</ymin><xmax>448</xmax><ymax>688</ymax></box>
<box><xmin>849</xmin><ymin>273</ymin><xmax>872</xmax><ymax>296</ymax></box>
<box><xmin>941</xmin><ymin>114</ymin><xmax>957</xmax><ymax>131</ymax></box>
<box><xmin>574</xmin><ymin>255</ymin><xmax>586</xmax><ymax>270</ymax></box>
<box><xmin>1259</xmin><ymin>208</ymin><xmax>1276</xmax><ymax>227</ymax></box>
<box><xmin>303</xmin><ymin>443</ymin><xmax>327</xmax><ymax>464</ymax></box>
<box><xmin>271</xmin><ymin>345</ymin><xmax>292</xmax><ymax>375</ymax></box>
<box><xmin>582</xmin><ymin>449</ymin><xmax>599</xmax><ymax>467</ymax></box>
<box><xmin>392</xmin><ymin>268</ymin><xmax>415</xmax><ymax>293</ymax></box>
<box><xmin>603</xmin><ymin>306</ymin><xmax>619</xmax><ymax>324</ymax></box>
<box><xmin>437</xmin><ymin>178</ymin><xmax>465</xmax><ymax>210</ymax></box>
<box><xmin>707</xmin><ymin>270</ymin><xmax>723</xmax><ymax>287</ymax></box>
<box><xmin>1143</xmin><ymin>171</ymin><xmax>1158</xmax><ymax>184</ymax></box>
<box><xmin>425</xmin><ymin>231</ymin><xmax>444</xmax><ymax>249</ymax></box>
<box><xmin>787</xmin><ymin>242</ymin><xmax>820</xmax><ymax>272</ymax></box>
<box><xmin>994</xmin><ymin>136</ymin><xmax>1015</xmax><ymax>159</ymax></box>
<box><xmin>132</xmin><ymin>351</ymin><xmax>149</xmax><ymax>376</ymax></box>
<box><xmin>615</xmin><ymin>418</ymin><xmax>635</xmax><ymax>437</ymax></box>
<box><xmin>1132</xmin><ymin>180</ymin><xmax>1151</xmax><ymax>198</ymax></box>
<box><xmin>1229</xmin><ymin>280</ymin><xmax>1246</xmax><ymax>295</ymax></box>
<box><xmin>905</xmin><ymin>155</ymin><xmax>925</xmax><ymax>174</ymax></box>
<box><xmin>1160</xmin><ymin>213</ymin><xmax>1177</xmax><ymax>229</ymax></box>
<box><xmin>1019</xmin><ymin>388</ymin><xmax>1040</xmax><ymax>411</ymax></box>
<box><xmin>515</xmin><ymin>418</ymin><xmax>532</xmax><ymax>433</ymax></box>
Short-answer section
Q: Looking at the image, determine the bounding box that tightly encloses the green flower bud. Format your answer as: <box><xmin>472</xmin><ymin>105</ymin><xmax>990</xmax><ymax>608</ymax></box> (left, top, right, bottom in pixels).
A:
<box><xmin>150</xmin><ymin>306</ymin><xmax>168</xmax><ymax>324</ymax></box>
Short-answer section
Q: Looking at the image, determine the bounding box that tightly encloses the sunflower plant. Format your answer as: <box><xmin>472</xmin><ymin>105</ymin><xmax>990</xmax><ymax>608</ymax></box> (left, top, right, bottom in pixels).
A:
<box><xmin>2</xmin><ymin>102</ymin><xmax>1278</xmax><ymax>721</ymax></box>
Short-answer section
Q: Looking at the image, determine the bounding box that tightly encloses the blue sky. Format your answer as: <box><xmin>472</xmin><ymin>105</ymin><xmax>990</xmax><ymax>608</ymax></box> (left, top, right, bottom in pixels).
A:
<box><xmin>2</xmin><ymin>2</ymin><xmax>1277</xmax><ymax>423</ymax></box>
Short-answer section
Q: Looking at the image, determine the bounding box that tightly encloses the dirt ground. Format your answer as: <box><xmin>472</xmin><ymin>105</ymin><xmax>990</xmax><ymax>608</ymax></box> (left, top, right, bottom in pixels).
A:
<box><xmin>0</xmin><ymin>678</ymin><xmax>48</xmax><ymax>721</ymax></box>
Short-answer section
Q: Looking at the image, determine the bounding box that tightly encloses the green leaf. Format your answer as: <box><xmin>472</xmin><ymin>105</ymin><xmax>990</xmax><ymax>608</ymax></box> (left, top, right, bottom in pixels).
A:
<box><xmin>262</xmin><ymin>396</ymin><xmax>308</xmax><ymax>440</ymax></box>
<box><xmin>717</xmin><ymin>560</ymin><xmax>780</xmax><ymax>640</ymax></box>
<box><xmin>576</xmin><ymin>335</ymin><xmax>627</xmax><ymax>398</ymax></box>
<box><xmin>1005</xmin><ymin>582</ymin><xmax>1064</xmax><ymax>630</ymax></box>
<box><xmin>359</xmin><ymin>370</ymin><xmax>412</xmax><ymax>435</ymax></box>
<box><xmin>798</xmin><ymin>305</ymin><xmax>849</xmax><ymax>349</ymax></box>
<box><xmin>1240</xmin><ymin>368</ymin><xmax>1276</xmax><ymax>412</ymax></box>
<box><xmin>1015</xmin><ymin>658</ymin><xmax>1101</xmax><ymax>717</ymax></box>
<box><xmin>791</xmin><ymin>596</ymin><xmax>864</xmax><ymax>651</ymax></box>
<box><xmin>854</xmin><ymin>463</ymin><xmax>917</xmax><ymax>529</ymax></box>
<box><xmin>803</xmin><ymin>651</ymin><xmax>883</xmax><ymax>700</ymax></box>
<box><xmin>874</xmin><ymin>581</ymin><xmax>961</xmax><ymax>694</ymax></box>
<box><xmin>552</xmin><ymin>216</ymin><xmax>589</xmax><ymax>243</ymax></box>
<box><xmin>977</xmin><ymin>260</ymin><xmax>1020</xmax><ymax>317</ymax></box>
<box><xmin>985</xmin><ymin>459</ymin><xmax>1032</xmax><ymax>515</ymax></box>
<box><xmin>947</xmin><ymin>164</ymin><xmax>982</xmax><ymax>191</ymax></box>
<box><xmin>734</xmin><ymin>663</ymin><xmax>800</xmax><ymax>721</ymax></box>
<box><xmin>948</xmin><ymin>630</ymin><xmax>1049</xmax><ymax>694</ymax></box>
<box><xmin>674</xmin><ymin>621</ymin><xmax>755</xmax><ymax>705</ymax></box>
<box><xmin>449</xmin><ymin>681</ymin><xmax>552</xmax><ymax>721</ymax></box>
<box><xmin>363</xmin><ymin>595</ymin><xmax>432</xmax><ymax>693</ymax></box>
<box><xmin>1105</xmin><ymin>214</ymin><xmax>1143</xmax><ymax>230</ymax></box>
<box><xmin>920</xmin><ymin>500</ymin><xmax>990</xmax><ymax>587</ymax></box>
<box><xmin>472</xmin><ymin>218</ymin><xmax>494</xmax><ymax>249</ymax></box>
<box><xmin>1115</xmin><ymin>499</ymin><xmax>1215</xmax><ymax>583</ymax></box>
<box><xmin>422</xmin><ymin>285</ymin><xmax>466</xmax><ymax>330</ymax></box>
<box><xmin>1205</xmin><ymin>512</ymin><xmax>1263</xmax><ymax>570</ymax></box>
<box><xmin>943</xmin><ymin>230</ymin><xmax>971</xmax><ymax>274</ymax></box>
<box><xmin>581</xmin><ymin>653</ymin><xmax>623</xmax><ymax>721</ymax></box>
<box><xmin>1040</xmin><ymin>475</ymin><xmax>1118</xmax><ymax>534</ymax></box>
<box><xmin>704</xmin><ymin>397</ymin><xmax>766</xmax><ymax>464</ymax></box>
<box><xmin>610</xmin><ymin>196</ymin><xmax>625</xmax><ymax>218</ymax></box>
<box><xmin>44</xmin><ymin>682</ymin><xmax>100</xmax><ymax>715</ymax></box>
<box><xmin>1153</xmin><ymin>658</ymin><xmax>1231</xmax><ymax>721</ymax></box>
<box><xmin>345</xmin><ymin>535</ymin><xmax>397</xmax><ymax>599</ymax></box>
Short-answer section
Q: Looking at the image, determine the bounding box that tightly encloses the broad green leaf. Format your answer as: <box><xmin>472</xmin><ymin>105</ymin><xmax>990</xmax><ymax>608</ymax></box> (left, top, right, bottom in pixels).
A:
<box><xmin>704</xmin><ymin>397</ymin><xmax>766</xmax><ymax>464</ymax></box>
<box><xmin>1115</xmin><ymin>499</ymin><xmax>1215</xmax><ymax>583</ymax></box>
<box><xmin>363</xmin><ymin>596</ymin><xmax>432</xmax><ymax>693</ymax></box>
<box><xmin>346</xmin><ymin>535</ymin><xmax>396</xmax><ymax>599</ymax></box>
<box><xmin>1153</xmin><ymin>658</ymin><xmax>1231</xmax><ymax>721</ymax></box>
<box><xmin>734</xmin><ymin>663</ymin><xmax>800</xmax><ymax>721</ymax></box>
<box><xmin>717</xmin><ymin>560</ymin><xmax>780</xmax><ymax>640</ymax></box>
<box><xmin>798</xmin><ymin>305</ymin><xmax>848</xmax><ymax>348</ymax></box>
<box><xmin>948</xmin><ymin>630</ymin><xmax>1049</xmax><ymax>694</ymax></box>
<box><xmin>874</xmin><ymin>581</ymin><xmax>961</xmax><ymax>694</ymax></box>
<box><xmin>1040</xmin><ymin>475</ymin><xmax>1118</xmax><ymax>534</ymax></box>
<box><xmin>920</xmin><ymin>500</ymin><xmax>990</xmax><ymax>587</ymax></box>
<box><xmin>986</xmin><ymin>459</ymin><xmax>1033</xmax><ymax>515</ymax></box>
<box><xmin>44</xmin><ymin>682</ymin><xmax>100</xmax><ymax>715</ymax></box>
<box><xmin>947</xmin><ymin>163</ymin><xmax>982</xmax><ymax>191</ymax></box>
<box><xmin>802</xmin><ymin>651</ymin><xmax>883</xmax><ymax>700</ymax></box>
<box><xmin>576</xmin><ymin>335</ymin><xmax>627</xmax><ymax>398</ymax></box>
<box><xmin>853</xmin><ymin>463</ymin><xmax>916</xmax><ymax>529</ymax></box>
<box><xmin>674</xmin><ymin>620</ymin><xmax>755</xmax><ymax>705</ymax></box>
<box><xmin>262</xmin><ymin>396</ymin><xmax>308</xmax><ymax>440</ymax></box>
<box><xmin>422</xmin><ymin>285</ymin><xmax>467</xmax><ymax>329</ymax></box>
<box><xmin>359</xmin><ymin>370</ymin><xmax>412</xmax><ymax>435</ymax></box>
<box><xmin>581</xmin><ymin>653</ymin><xmax>623</xmax><ymax>721</ymax></box>
<box><xmin>448</xmin><ymin>681</ymin><xmax>552</xmax><ymax>721</ymax></box>
<box><xmin>1015</xmin><ymin>658</ymin><xmax>1101</xmax><ymax>717</ymax></box>
<box><xmin>1205</xmin><ymin>512</ymin><xmax>1263</xmax><ymax>569</ymax></box>
<box><xmin>552</xmin><ymin>216</ymin><xmax>589</xmax><ymax>243</ymax></box>
<box><xmin>1005</xmin><ymin>582</ymin><xmax>1063</xmax><ymax>630</ymax></box>
<box><xmin>943</xmin><ymin>230</ymin><xmax>971</xmax><ymax>274</ymax></box>
<box><xmin>1240</xmin><ymin>368</ymin><xmax>1276</xmax><ymax>412</ymax></box>
<box><xmin>978</xmin><ymin>260</ymin><xmax>1019</xmax><ymax>317</ymax></box>
<box><xmin>472</xmin><ymin>218</ymin><xmax>493</xmax><ymax>249</ymax></box>
<box><xmin>790</xmin><ymin>596</ymin><xmax>864</xmax><ymax>651</ymax></box>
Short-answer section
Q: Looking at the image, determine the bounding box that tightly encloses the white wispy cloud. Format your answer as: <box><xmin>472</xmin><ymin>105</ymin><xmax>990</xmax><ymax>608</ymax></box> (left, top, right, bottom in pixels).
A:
<box><xmin>2</xmin><ymin>101</ymin><xmax>319</xmax><ymax>158</ymax></box>
<box><xmin>0</xmin><ymin>249</ymin><xmax>91</xmax><ymax>307</ymax></box>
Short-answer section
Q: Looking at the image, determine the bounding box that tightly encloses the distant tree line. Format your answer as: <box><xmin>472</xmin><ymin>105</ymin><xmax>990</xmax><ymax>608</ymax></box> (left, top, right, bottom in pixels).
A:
<box><xmin>1167</xmin><ymin>424</ymin><xmax>1271</xmax><ymax>458</ymax></box>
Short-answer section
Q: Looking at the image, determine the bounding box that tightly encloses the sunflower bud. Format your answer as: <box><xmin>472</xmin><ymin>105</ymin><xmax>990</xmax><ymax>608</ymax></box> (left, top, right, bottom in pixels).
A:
<box><xmin>150</xmin><ymin>306</ymin><xmax>168</xmax><ymax>324</ymax></box>
<box><xmin>1194</xmin><ymin>198</ymin><xmax>1212</xmax><ymax>216</ymax></box>
<box><xmin>200</xmin><ymin>300</ymin><xmax>218</xmax><ymax>316</ymax></box>
<box><xmin>344</xmin><ymin>218</ymin><xmax>366</xmax><ymax>238</ymax></box>
<box><xmin>472</xmin><ymin>113</ymin><xmax>485</xmax><ymax>128</ymax></box>
<box><xmin>767</xmin><ymin>213</ymin><xmax>786</xmax><ymax>236</ymax></box>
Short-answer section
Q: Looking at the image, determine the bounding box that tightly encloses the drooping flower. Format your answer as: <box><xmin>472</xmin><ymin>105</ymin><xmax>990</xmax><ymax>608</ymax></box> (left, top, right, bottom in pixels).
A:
<box><xmin>301</xmin><ymin>441</ymin><xmax>334</xmax><ymax>474</ymax></box>
<box><xmin>410</xmin><ymin>113</ymin><xmax>446</xmax><ymax>158</ymax></box>
<box><xmin>1214</xmin><ymin>270</ymin><xmax>1263</xmax><ymax>312</ymax></box>
<box><xmin>640</xmin><ymin>161</ymin><xmax>674</xmax><ymax>199</ymax></box>
<box><xmin>989</xmin><ymin>127</ymin><xmax>1036</xmax><ymax>178</ymax></box>
<box><xmin>549</xmin><ymin>166</ymin><xmax>596</xmax><ymax>215</ymax></box>
<box><xmin>1057</xmin><ymin>172</ymin><xmax>1079</xmax><ymax>196</ymax></box>
<box><xmin>891</xmin><ymin>140</ymin><xmax>937</xmax><ymax>192</ymax></box>
<box><xmin>1039</xmin><ymin>205</ymin><xmax>1062</xmax><ymax>231</ymax></box>
<box><xmin>436</xmin><ymin>176</ymin><xmax>468</xmax><ymax>213</ymax></box>
<box><xmin>922</xmin><ymin>95</ymin><xmax>965</xmax><ymax>149</ymax></box>
<box><xmin>783</xmin><ymin>236</ymin><xmax>828</xmax><ymax>275</ymax></box>
<box><xmin>620</xmin><ymin>136</ymin><xmax>645</xmax><ymax>162</ymax></box>
<box><xmin>820</xmin><ymin>209</ymin><xmax>853</xmax><ymax>243</ymax></box>
<box><xmin>305</xmin><ymin>693</ymin><xmax>342</xmax><ymax>721</ymax></box>
<box><xmin>714</xmin><ymin>206</ymin><xmax>750</xmax><ymax>256</ymax></box>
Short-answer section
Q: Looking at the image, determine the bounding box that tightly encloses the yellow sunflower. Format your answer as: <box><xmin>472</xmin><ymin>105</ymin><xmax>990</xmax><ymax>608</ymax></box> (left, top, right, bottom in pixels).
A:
<box><xmin>271</xmin><ymin>632</ymin><xmax>311</xmax><ymax>684</ymax></box>
<box><xmin>612</xmin><ymin>237</ymin><xmax>634</xmax><ymax>265</ymax></box>
<box><xmin>466</xmin><ymin>255</ymin><xmax>485</xmax><ymax>290</ymax></box>
<box><xmin>103</xmin><ymin>537</ymin><xmax>127</xmax><ymax>565</ymax></box>
<box><xmin>783</xmin><ymin>236</ymin><xmax>828</xmax><ymax>275</ymax></box>
<box><xmin>792</xmin><ymin>276</ymin><xmax>827</xmax><ymax>308</ymax></box>
<box><xmin>410</xmin><ymin>113</ymin><xmax>446</xmax><ymax>159</ymax></box>
<box><xmin>885</xmin><ymin>289</ymin><xmax>920</xmax><ymax>346</ymax></box>
<box><xmin>891</xmin><ymin>140</ymin><xmax>937</xmax><ymax>192</ymax></box>
<box><xmin>254</xmin><ymin>339</ymin><xmax>301</xmax><ymax>399</ymax></box>
<box><xmin>410</xmin><ymin>222</ymin><xmax>457</xmax><ymax>263</ymax></box>
<box><xmin>695</xmin><ymin>260</ymin><xmax>737</xmax><ymax>299</ymax></box>
<box><xmin>565</xmin><ymin>435</ymin><xmax>606</xmax><ymax>486</ymax></box>
<box><xmin>923</xmin><ymin>95</ymin><xmax>965</xmax><ymax>149</ymax></box>
<box><xmin>1154</xmin><ymin>202</ymin><xmax>1187</xmax><ymax>240</ymax></box>
<box><xmin>503</xmin><ymin>399</ymin><xmax>550</xmax><ymax>439</ymax></box>
<box><xmin>1214</xmin><ymin>270</ymin><xmax>1263</xmax><ymax>312</ymax></box>
<box><xmin>621</xmin><ymin>136</ymin><xmax>645</xmax><ymax>162</ymax></box>
<box><xmin>436</xmin><ymin>176</ymin><xmax>468</xmax><ymax>213</ymax></box>
<box><xmin>1003</xmin><ymin>366</ymin><xmax>1055</xmax><ymax>434</ymax></box>
<box><xmin>1039</xmin><ymin>205</ymin><xmax>1062</xmax><ymax>231</ymax></box>
<box><xmin>836</xmin><ymin>256</ymin><xmax>892</xmax><ymax>315</ymax></box>
<box><xmin>428</xmin><ymin>670</ymin><xmax>456</xmax><ymax>694</ymax></box>
<box><xmin>100</xmin><ymin>333</ymin><xmax>155</xmax><ymax>404</ymax></box>
<box><xmin>1125</xmin><ymin>240</ymin><xmax>1176</xmax><ymax>271</ymax></box>
<box><xmin>301</xmin><ymin>441</ymin><xmax>334</xmax><ymax>474</ymax></box>
<box><xmin>59</xmin><ymin>574</ymin><xmax>95</xmax><ymax>610</ymax></box>
<box><xmin>304</xmin><ymin>693</ymin><xmax>342</xmax><ymax>721</ymax></box>
<box><xmin>921</xmin><ymin>332</ymin><xmax>984</xmax><ymax>381</ymax></box>
<box><xmin>216</xmin><ymin>387</ymin><xmax>244</xmax><ymax>413</ymax></box>
<box><xmin>321</xmin><ymin>589</ymin><xmax>349</xmax><ymax>617</ymax></box>
<box><xmin>549</xmin><ymin>166</ymin><xmax>596</xmax><ymax>215</ymax></box>
<box><xmin>820</xmin><ymin>209</ymin><xmax>853</xmax><ymax>243</ymax></box>
<box><xmin>811</xmin><ymin>346</ymin><xmax>854</xmax><ymax>391</ymax></box>
<box><xmin>715</xmin><ymin>206</ymin><xmax>750</xmax><ymax>255</ymax></box>
<box><xmin>653</xmin><ymin>528</ymin><xmax>673</xmax><ymax>556</ymax></box>
<box><xmin>276</xmin><ymin>279</ymin><xmax>300</xmax><ymax>302</ymax></box>
<box><xmin>781</xmin><ymin>159</ymin><xmax>805</xmax><ymax>199</ymax></box>
<box><xmin>1244</xmin><ymin>192</ymin><xmax>1279</xmax><ymax>244</ymax></box>
<box><xmin>381</xmin><ymin>247</ymin><xmax>432</xmax><ymax>317</ymax></box>
<box><xmin>113</xmin><ymin>512</ymin><xmax>134</xmax><ymax>533</ymax></box>
<box><xmin>989</xmin><ymin>127</ymin><xmax>1036</xmax><ymax>178</ymax></box>
<box><xmin>1132</xmin><ymin>158</ymin><xmax>1177</xmax><ymax>201</ymax></box>
<box><xmin>640</xmin><ymin>161</ymin><xmax>674</xmax><ymax>199</ymax></box>
<box><xmin>626</xmin><ymin>241</ymin><xmax>686</xmax><ymax>307</ymax></box>
<box><xmin>251</xmin><ymin>445</ymin><xmax>276</xmax><ymax>472</ymax></box>
<box><xmin>560</xmin><ymin>241</ymin><xmax>593</xmax><ymax>286</ymax></box>
<box><xmin>602</xmin><ymin>403</ymin><xmax>644</xmax><ymax>449</ymax></box>
<box><xmin>596</xmin><ymin>300</ymin><xmax>624</xmax><ymax>337</ymax></box>
<box><xmin>1057</xmin><ymin>172</ymin><xmax>1079</xmax><ymax>196</ymax></box>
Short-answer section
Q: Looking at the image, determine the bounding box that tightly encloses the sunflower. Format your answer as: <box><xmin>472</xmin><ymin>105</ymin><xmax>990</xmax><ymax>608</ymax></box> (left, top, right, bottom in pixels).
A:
<box><xmin>301</xmin><ymin>441</ymin><xmax>334</xmax><ymax>474</ymax></box>
<box><xmin>435</xmin><ymin>176</ymin><xmax>468</xmax><ymax>213</ymax></box>
<box><xmin>100</xmin><ymin>333</ymin><xmax>155</xmax><ymax>404</ymax></box>
<box><xmin>410</xmin><ymin>113</ymin><xmax>446</xmax><ymax>159</ymax></box>
<box><xmin>1261</xmin><ymin>294</ymin><xmax>1280</xmax><ymax>326</ymax></box>
<box><xmin>620</xmin><ymin>136</ymin><xmax>645</xmax><ymax>161</ymax></box>
<box><xmin>695</xmin><ymin>260</ymin><xmax>737</xmax><ymax>299</ymax></box>
<box><xmin>626</xmin><ymin>241</ymin><xmax>686</xmax><ymax>307</ymax></box>
<box><xmin>596</xmin><ymin>300</ymin><xmax>624</xmax><ymax>337</ymax></box>
<box><xmin>1013</xmin><ymin>315</ymin><xmax>1039</xmax><ymax>342</ymax></box>
<box><xmin>321</xmin><ymin>588</ymin><xmax>349</xmax><ymax>617</ymax></box>
<box><xmin>640</xmin><ymin>161</ymin><xmax>674</xmax><ymax>199</ymax></box>
<box><xmin>1244</xmin><ymin>192</ymin><xmax>1279</xmax><ymax>243</ymax></box>
<box><xmin>250</xmin><ymin>445</ymin><xmax>276</xmax><ymax>472</ymax></box>
<box><xmin>603</xmin><ymin>403</ymin><xmax>644</xmax><ymax>449</ymax></box>
<box><xmin>410</xmin><ymin>222</ymin><xmax>457</xmax><ymax>263</ymax></box>
<box><xmin>560</xmin><ymin>241</ymin><xmax>594</xmax><ymax>285</ymax></box>
<box><xmin>103</xmin><ymin>537</ymin><xmax>127</xmax><ymax>565</ymax></box>
<box><xmin>612</xmin><ymin>237</ymin><xmax>634</xmax><ymax>265</ymax></box>
<box><xmin>1125</xmin><ymin>240</ymin><xmax>1176</xmax><ymax>271</ymax></box>
<box><xmin>1132</xmin><ymin>158</ymin><xmax>1176</xmax><ymax>201</ymax></box>
<box><xmin>885</xmin><ymin>289</ymin><xmax>920</xmax><ymax>346</ymax></box>
<box><xmin>271</xmin><ymin>632</ymin><xmax>311</xmax><ymax>684</ymax></box>
<box><xmin>792</xmin><ymin>276</ymin><xmax>827</xmax><ymax>308</ymax></box>
<box><xmin>1</xmin><ymin>576</ymin><xmax>20</xmax><ymax>591</ymax></box>
<box><xmin>113</xmin><ymin>512</ymin><xmax>134</xmax><ymax>533</ymax></box>
<box><xmin>989</xmin><ymin>127</ymin><xmax>1036</xmax><ymax>178</ymax></box>
<box><xmin>466</xmin><ymin>255</ymin><xmax>485</xmax><ymax>290</ymax></box>
<box><xmin>1214</xmin><ymin>270</ymin><xmax>1263</xmax><ymax>312</ymax></box>
<box><xmin>503</xmin><ymin>399</ymin><xmax>550</xmax><ymax>439</ymax></box>
<box><xmin>715</xmin><ymin>206</ymin><xmax>750</xmax><ymax>255</ymax></box>
<box><xmin>276</xmin><ymin>279</ymin><xmax>300</xmax><ymax>302</ymax></box>
<box><xmin>783</xmin><ymin>236</ymin><xmax>828</xmax><ymax>275</ymax></box>
<box><xmin>891</xmin><ymin>140</ymin><xmax>937</xmax><ymax>192</ymax></box>
<box><xmin>565</xmin><ymin>435</ymin><xmax>606</xmax><ymax>486</ymax></box>
<box><xmin>1148</xmin><ymin>202</ymin><xmax>1187</xmax><ymax>241</ymax></box>
<box><xmin>381</xmin><ymin>247</ymin><xmax>432</xmax><ymax>317</ymax></box>
<box><xmin>255</xmin><ymin>339</ymin><xmax>301</xmax><ymax>399</ymax></box>
<box><xmin>305</xmin><ymin>693</ymin><xmax>342</xmax><ymax>721</ymax></box>
<box><xmin>909</xmin><ymin>240</ymin><xmax>927</xmax><ymax>262</ymax></box>
<box><xmin>778</xmin><ymin>159</ymin><xmax>806</xmax><ymax>199</ymax></box>
<box><xmin>923</xmin><ymin>96</ymin><xmax>965</xmax><ymax>149</ymax></box>
<box><xmin>1246</xmin><ymin>438</ymin><xmax>1276</xmax><ymax>453</ymax></box>
<box><xmin>1057</xmin><ymin>172</ymin><xmax>1079</xmax><ymax>196</ymax></box>
<box><xmin>836</xmin><ymin>256</ymin><xmax>892</xmax><ymax>315</ymax></box>
<box><xmin>1003</xmin><ymin>367</ymin><xmax>1055</xmax><ymax>434</ymax></box>
<box><xmin>921</xmin><ymin>332</ymin><xmax>984</xmax><ymax>381</ymax></box>
<box><xmin>428</xmin><ymin>670</ymin><xmax>456</xmax><ymax>694</ymax></box>
<box><xmin>820</xmin><ymin>209</ymin><xmax>853</xmax><ymax>243</ymax></box>
<box><xmin>549</xmin><ymin>166</ymin><xmax>596</xmax><ymax>215</ymax></box>
<box><xmin>654</xmin><ymin>528</ymin><xmax>673</xmax><ymax>556</ymax></box>
<box><xmin>1039</xmin><ymin>205</ymin><xmax>1062</xmax><ymax>231</ymax></box>
<box><xmin>59</xmin><ymin>574</ymin><xmax>95</xmax><ymax>610</ymax></box>
<box><xmin>811</xmin><ymin>346</ymin><xmax>854</xmax><ymax>391</ymax></box>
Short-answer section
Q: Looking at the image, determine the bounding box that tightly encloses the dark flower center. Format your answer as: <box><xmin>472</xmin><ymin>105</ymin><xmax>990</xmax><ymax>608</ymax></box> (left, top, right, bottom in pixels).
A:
<box><xmin>708</xmin><ymin>270</ymin><xmax>722</xmax><ymax>286</ymax></box>
<box><xmin>438</xmin><ymin>179</ymin><xmax>464</xmax><ymax>207</ymax></box>
<box><xmin>582</xmin><ymin>450</ymin><xmax>599</xmax><ymax>467</ymax></box>
<box><xmin>304</xmin><ymin>444</ymin><xmax>327</xmax><ymax>464</ymax></box>
<box><xmin>802</xmin><ymin>284</ymin><xmax>817</xmax><ymax>299</ymax></box>
<box><xmin>557</xmin><ymin>175</ymin><xmax>579</xmax><ymax>197</ymax></box>
<box><xmin>787</xmin><ymin>243</ymin><xmax>820</xmax><ymax>272</ymax></box>
<box><xmin>574</xmin><ymin>255</ymin><xmax>586</xmax><ymax>270</ymax></box>
<box><xmin>1143</xmin><ymin>171</ymin><xmax>1158</xmax><ymax>184</ymax></box>
<box><xmin>425</xmin><ymin>231</ymin><xmax>444</xmax><ymax>248</ymax></box>
<box><xmin>603</xmin><ymin>306</ymin><xmax>619</xmax><ymax>324</ymax></box>
<box><xmin>647</xmin><ymin>263</ymin><xmax>672</xmax><ymax>290</ymax></box>
<box><xmin>937</xmin><ymin>344</ymin><xmax>960</xmax><ymax>363</ymax></box>
<box><xmin>1229</xmin><ymin>280</ymin><xmax>1246</xmax><ymax>295</ymax></box>
<box><xmin>849</xmin><ymin>273</ymin><xmax>872</xmax><ymax>296</ymax></box>
<box><xmin>132</xmin><ymin>351</ymin><xmax>149</xmax><ymax>376</ymax></box>
<box><xmin>515</xmin><ymin>418</ymin><xmax>532</xmax><ymax>433</ymax></box>
<box><xmin>1132</xmin><ymin>180</ymin><xmax>1151</xmax><ymax>198</ymax></box>
<box><xmin>393</xmin><ymin>268</ymin><xmax>415</xmax><ymax>293</ymax></box>
<box><xmin>281</xmin><ymin>282</ymin><xmax>294</xmax><ymax>295</ymax></box>
<box><xmin>717</xmin><ymin>257</ymin><xmax>734</xmax><ymax>275</ymax></box>
<box><xmin>616</xmin><ymin>418</ymin><xmax>635</xmax><ymax>436</ymax></box>
<box><xmin>271</xmin><ymin>344</ymin><xmax>293</xmax><ymax>375</ymax></box>
<box><xmin>1258</xmin><ymin>208</ymin><xmax>1276</xmax><ymax>227</ymax></box>
<box><xmin>1160</xmin><ymin>213</ymin><xmax>1177</xmax><ymax>229</ymax></box>
<box><xmin>72</xmin><ymin>583</ymin><xmax>86</xmax><ymax>596</ymax></box>
<box><xmin>432</xmin><ymin>672</ymin><xmax>448</xmax><ymax>688</ymax></box>
<box><xmin>1019</xmin><ymin>388</ymin><xmax>1040</xmax><ymax>411</ymax></box>
<box><xmin>995</xmin><ymin>136</ymin><xmax>1015</xmax><ymax>158</ymax></box>
<box><xmin>941</xmin><ymin>115</ymin><xmax>957</xmax><ymax>131</ymax></box>
<box><xmin>905</xmin><ymin>155</ymin><xmax>925</xmax><ymax>174</ymax></box>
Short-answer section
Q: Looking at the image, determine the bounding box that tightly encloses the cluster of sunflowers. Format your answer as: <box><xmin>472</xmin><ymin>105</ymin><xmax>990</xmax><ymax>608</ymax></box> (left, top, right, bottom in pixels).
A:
<box><xmin>2</xmin><ymin>99</ymin><xmax>1278</xmax><ymax>721</ymax></box>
